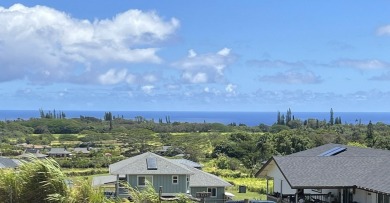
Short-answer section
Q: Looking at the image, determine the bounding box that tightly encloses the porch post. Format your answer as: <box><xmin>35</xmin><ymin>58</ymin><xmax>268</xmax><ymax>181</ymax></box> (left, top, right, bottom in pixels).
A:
<box><xmin>115</xmin><ymin>174</ymin><xmax>119</xmax><ymax>198</ymax></box>
<box><xmin>266</xmin><ymin>176</ymin><xmax>269</xmax><ymax>196</ymax></box>
<box><xmin>280</xmin><ymin>180</ymin><xmax>283</xmax><ymax>201</ymax></box>
<box><xmin>295</xmin><ymin>189</ymin><xmax>299</xmax><ymax>203</ymax></box>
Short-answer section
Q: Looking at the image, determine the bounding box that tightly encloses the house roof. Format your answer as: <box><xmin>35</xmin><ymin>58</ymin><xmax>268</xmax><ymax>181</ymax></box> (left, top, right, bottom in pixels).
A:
<box><xmin>25</xmin><ymin>148</ymin><xmax>39</xmax><ymax>154</ymax></box>
<box><xmin>73</xmin><ymin>148</ymin><xmax>90</xmax><ymax>154</ymax></box>
<box><xmin>0</xmin><ymin>157</ymin><xmax>21</xmax><ymax>168</ymax></box>
<box><xmin>186</xmin><ymin>166</ymin><xmax>232</xmax><ymax>187</ymax></box>
<box><xmin>47</xmin><ymin>148</ymin><xmax>71</xmax><ymax>154</ymax></box>
<box><xmin>92</xmin><ymin>175</ymin><xmax>125</xmax><ymax>187</ymax></box>
<box><xmin>288</xmin><ymin>143</ymin><xmax>390</xmax><ymax>157</ymax></box>
<box><xmin>256</xmin><ymin>144</ymin><xmax>390</xmax><ymax>195</ymax></box>
<box><xmin>169</xmin><ymin>159</ymin><xmax>202</xmax><ymax>168</ymax></box>
<box><xmin>109</xmin><ymin>152</ymin><xmax>194</xmax><ymax>175</ymax></box>
<box><xmin>19</xmin><ymin>153</ymin><xmax>48</xmax><ymax>158</ymax></box>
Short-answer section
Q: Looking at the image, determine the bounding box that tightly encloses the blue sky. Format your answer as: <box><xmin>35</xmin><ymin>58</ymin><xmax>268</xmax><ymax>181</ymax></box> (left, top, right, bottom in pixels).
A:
<box><xmin>1</xmin><ymin>1</ymin><xmax>390</xmax><ymax>112</ymax></box>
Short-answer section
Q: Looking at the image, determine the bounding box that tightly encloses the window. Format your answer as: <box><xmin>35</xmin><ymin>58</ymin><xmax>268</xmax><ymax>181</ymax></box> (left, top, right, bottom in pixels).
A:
<box><xmin>172</xmin><ymin>175</ymin><xmax>179</xmax><ymax>184</ymax></box>
<box><xmin>186</xmin><ymin>175</ymin><xmax>190</xmax><ymax>182</ymax></box>
<box><xmin>207</xmin><ymin>187</ymin><xmax>217</xmax><ymax>197</ymax></box>
<box><xmin>137</xmin><ymin>176</ymin><xmax>153</xmax><ymax>187</ymax></box>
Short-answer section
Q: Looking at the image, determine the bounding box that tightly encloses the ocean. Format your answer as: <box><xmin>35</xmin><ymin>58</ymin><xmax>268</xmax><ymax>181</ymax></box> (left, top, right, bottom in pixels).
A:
<box><xmin>0</xmin><ymin>110</ymin><xmax>389</xmax><ymax>126</ymax></box>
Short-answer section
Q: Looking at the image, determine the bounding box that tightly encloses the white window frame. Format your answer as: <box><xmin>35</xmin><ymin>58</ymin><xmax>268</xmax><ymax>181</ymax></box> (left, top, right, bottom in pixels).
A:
<box><xmin>137</xmin><ymin>175</ymin><xmax>153</xmax><ymax>187</ymax></box>
<box><xmin>207</xmin><ymin>187</ymin><xmax>217</xmax><ymax>197</ymax></box>
<box><xmin>172</xmin><ymin>175</ymin><xmax>179</xmax><ymax>184</ymax></box>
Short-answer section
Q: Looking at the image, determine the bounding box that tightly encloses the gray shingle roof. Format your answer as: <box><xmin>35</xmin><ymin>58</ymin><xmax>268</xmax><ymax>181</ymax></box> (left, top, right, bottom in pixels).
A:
<box><xmin>257</xmin><ymin>144</ymin><xmax>390</xmax><ymax>195</ymax></box>
<box><xmin>288</xmin><ymin>143</ymin><xmax>390</xmax><ymax>157</ymax></box>
<box><xmin>109</xmin><ymin>152</ymin><xmax>194</xmax><ymax>175</ymax></box>
<box><xmin>186</xmin><ymin>166</ymin><xmax>232</xmax><ymax>187</ymax></box>
<box><xmin>73</xmin><ymin>148</ymin><xmax>90</xmax><ymax>154</ymax></box>
<box><xmin>0</xmin><ymin>157</ymin><xmax>20</xmax><ymax>168</ymax></box>
<box><xmin>47</xmin><ymin>148</ymin><xmax>71</xmax><ymax>154</ymax></box>
<box><xmin>169</xmin><ymin>159</ymin><xmax>202</xmax><ymax>168</ymax></box>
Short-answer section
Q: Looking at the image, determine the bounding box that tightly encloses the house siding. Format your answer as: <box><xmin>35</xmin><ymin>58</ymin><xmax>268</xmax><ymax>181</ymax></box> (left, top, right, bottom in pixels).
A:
<box><xmin>266</xmin><ymin>160</ymin><xmax>296</xmax><ymax>195</ymax></box>
<box><xmin>354</xmin><ymin>189</ymin><xmax>377</xmax><ymax>203</ymax></box>
<box><xmin>127</xmin><ymin>174</ymin><xmax>187</xmax><ymax>194</ymax></box>
<box><xmin>190</xmin><ymin>187</ymin><xmax>226</xmax><ymax>203</ymax></box>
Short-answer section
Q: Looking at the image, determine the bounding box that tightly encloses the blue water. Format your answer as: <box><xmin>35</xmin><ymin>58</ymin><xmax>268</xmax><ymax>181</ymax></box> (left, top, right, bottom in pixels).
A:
<box><xmin>1</xmin><ymin>110</ymin><xmax>389</xmax><ymax>126</ymax></box>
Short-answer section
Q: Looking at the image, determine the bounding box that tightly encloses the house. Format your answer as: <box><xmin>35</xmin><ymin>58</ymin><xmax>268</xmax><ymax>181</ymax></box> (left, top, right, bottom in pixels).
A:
<box><xmin>170</xmin><ymin>158</ymin><xmax>203</xmax><ymax>169</ymax></box>
<box><xmin>106</xmin><ymin>152</ymin><xmax>231</xmax><ymax>202</ymax></box>
<box><xmin>92</xmin><ymin>175</ymin><xmax>126</xmax><ymax>198</ymax></box>
<box><xmin>18</xmin><ymin>148</ymin><xmax>48</xmax><ymax>159</ymax></box>
<box><xmin>73</xmin><ymin>147</ymin><xmax>90</xmax><ymax>155</ymax></box>
<box><xmin>46</xmin><ymin>148</ymin><xmax>71</xmax><ymax>157</ymax></box>
<box><xmin>256</xmin><ymin>143</ymin><xmax>390</xmax><ymax>203</ymax></box>
<box><xmin>0</xmin><ymin>157</ymin><xmax>21</xmax><ymax>169</ymax></box>
<box><xmin>186</xmin><ymin>165</ymin><xmax>232</xmax><ymax>202</ymax></box>
<box><xmin>154</xmin><ymin>146</ymin><xmax>172</xmax><ymax>155</ymax></box>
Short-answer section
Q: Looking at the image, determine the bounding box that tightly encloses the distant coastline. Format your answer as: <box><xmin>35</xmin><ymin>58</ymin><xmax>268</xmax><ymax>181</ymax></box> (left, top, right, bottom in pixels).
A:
<box><xmin>1</xmin><ymin>110</ymin><xmax>389</xmax><ymax>126</ymax></box>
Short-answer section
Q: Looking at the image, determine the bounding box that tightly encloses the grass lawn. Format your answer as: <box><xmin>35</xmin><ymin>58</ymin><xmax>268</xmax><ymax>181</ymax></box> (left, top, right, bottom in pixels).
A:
<box><xmin>226</xmin><ymin>186</ymin><xmax>266</xmax><ymax>200</ymax></box>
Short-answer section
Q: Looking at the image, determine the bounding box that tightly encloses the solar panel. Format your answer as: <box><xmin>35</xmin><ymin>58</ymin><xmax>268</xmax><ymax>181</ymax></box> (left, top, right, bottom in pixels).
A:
<box><xmin>146</xmin><ymin>157</ymin><xmax>157</xmax><ymax>170</ymax></box>
<box><xmin>318</xmin><ymin>147</ymin><xmax>341</xmax><ymax>156</ymax></box>
<box><xmin>318</xmin><ymin>147</ymin><xmax>347</xmax><ymax>156</ymax></box>
<box><xmin>323</xmin><ymin>147</ymin><xmax>346</xmax><ymax>156</ymax></box>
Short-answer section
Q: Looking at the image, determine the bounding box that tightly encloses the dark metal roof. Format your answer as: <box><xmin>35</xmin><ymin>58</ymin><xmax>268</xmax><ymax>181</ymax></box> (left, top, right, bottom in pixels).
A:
<box><xmin>257</xmin><ymin>144</ymin><xmax>390</xmax><ymax>195</ymax></box>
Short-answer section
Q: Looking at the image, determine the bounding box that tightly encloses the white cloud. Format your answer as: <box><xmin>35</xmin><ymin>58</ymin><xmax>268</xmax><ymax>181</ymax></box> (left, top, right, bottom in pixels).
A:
<box><xmin>0</xmin><ymin>4</ymin><xmax>179</xmax><ymax>83</ymax></box>
<box><xmin>225</xmin><ymin>83</ymin><xmax>237</xmax><ymax>97</ymax></box>
<box><xmin>143</xmin><ymin>74</ymin><xmax>158</xmax><ymax>83</ymax></box>
<box><xmin>247</xmin><ymin>59</ymin><xmax>306</xmax><ymax>68</ymax></box>
<box><xmin>225</xmin><ymin>83</ymin><xmax>237</xmax><ymax>93</ymax></box>
<box><xmin>188</xmin><ymin>49</ymin><xmax>197</xmax><ymax>58</ymax></box>
<box><xmin>377</xmin><ymin>25</ymin><xmax>390</xmax><ymax>36</ymax></box>
<box><xmin>334</xmin><ymin>59</ymin><xmax>390</xmax><ymax>70</ymax></box>
<box><xmin>98</xmin><ymin>69</ymin><xmax>128</xmax><ymax>85</ymax></box>
<box><xmin>173</xmin><ymin>48</ymin><xmax>235</xmax><ymax>83</ymax></box>
<box><xmin>217</xmin><ymin>48</ymin><xmax>230</xmax><ymax>56</ymax></box>
<box><xmin>182</xmin><ymin>72</ymin><xmax>208</xmax><ymax>83</ymax></box>
<box><xmin>259</xmin><ymin>70</ymin><xmax>322</xmax><ymax>84</ymax></box>
<box><xmin>126</xmin><ymin>74</ymin><xmax>137</xmax><ymax>84</ymax></box>
<box><xmin>141</xmin><ymin>85</ymin><xmax>154</xmax><ymax>94</ymax></box>
<box><xmin>370</xmin><ymin>71</ymin><xmax>390</xmax><ymax>81</ymax></box>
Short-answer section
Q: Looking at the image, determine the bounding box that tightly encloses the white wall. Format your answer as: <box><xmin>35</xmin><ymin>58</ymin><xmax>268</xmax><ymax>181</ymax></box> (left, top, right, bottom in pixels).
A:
<box><xmin>266</xmin><ymin>160</ymin><xmax>339</xmax><ymax>197</ymax></box>
<box><xmin>354</xmin><ymin>188</ymin><xmax>377</xmax><ymax>203</ymax></box>
<box><xmin>266</xmin><ymin>160</ymin><xmax>296</xmax><ymax>195</ymax></box>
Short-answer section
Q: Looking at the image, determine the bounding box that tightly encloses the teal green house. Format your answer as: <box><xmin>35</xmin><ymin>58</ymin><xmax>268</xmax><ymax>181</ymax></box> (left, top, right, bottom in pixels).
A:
<box><xmin>108</xmin><ymin>152</ymin><xmax>231</xmax><ymax>202</ymax></box>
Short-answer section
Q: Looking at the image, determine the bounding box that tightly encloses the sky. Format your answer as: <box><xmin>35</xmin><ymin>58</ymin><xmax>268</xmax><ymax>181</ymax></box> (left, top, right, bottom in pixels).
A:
<box><xmin>1</xmin><ymin>1</ymin><xmax>390</xmax><ymax>112</ymax></box>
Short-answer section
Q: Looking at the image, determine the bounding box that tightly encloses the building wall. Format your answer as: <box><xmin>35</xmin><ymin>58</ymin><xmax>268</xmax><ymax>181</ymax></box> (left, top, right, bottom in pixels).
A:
<box><xmin>266</xmin><ymin>160</ymin><xmax>296</xmax><ymax>195</ymax></box>
<box><xmin>190</xmin><ymin>187</ymin><xmax>226</xmax><ymax>203</ymax></box>
<box><xmin>127</xmin><ymin>174</ymin><xmax>187</xmax><ymax>194</ymax></box>
<box><xmin>266</xmin><ymin>161</ymin><xmax>339</xmax><ymax>199</ymax></box>
<box><xmin>354</xmin><ymin>189</ymin><xmax>377</xmax><ymax>203</ymax></box>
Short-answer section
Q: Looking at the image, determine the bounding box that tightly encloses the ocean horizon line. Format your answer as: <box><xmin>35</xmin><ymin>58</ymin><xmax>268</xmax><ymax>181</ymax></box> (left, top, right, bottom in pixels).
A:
<box><xmin>1</xmin><ymin>110</ymin><xmax>390</xmax><ymax>126</ymax></box>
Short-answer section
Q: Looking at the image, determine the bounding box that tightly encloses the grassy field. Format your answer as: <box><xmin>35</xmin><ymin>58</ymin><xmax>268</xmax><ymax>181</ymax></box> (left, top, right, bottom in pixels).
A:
<box><xmin>226</xmin><ymin>186</ymin><xmax>266</xmax><ymax>200</ymax></box>
<box><xmin>223</xmin><ymin>177</ymin><xmax>272</xmax><ymax>201</ymax></box>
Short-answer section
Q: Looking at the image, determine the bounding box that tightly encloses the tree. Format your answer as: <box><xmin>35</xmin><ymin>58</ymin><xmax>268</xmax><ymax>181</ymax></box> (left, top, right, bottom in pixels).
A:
<box><xmin>0</xmin><ymin>158</ymin><xmax>69</xmax><ymax>203</ymax></box>
<box><xmin>330</xmin><ymin>108</ymin><xmax>334</xmax><ymax>125</ymax></box>
<box><xmin>104</xmin><ymin>112</ymin><xmax>113</xmax><ymax>130</ymax></box>
<box><xmin>286</xmin><ymin>108</ymin><xmax>292</xmax><ymax>126</ymax></box>
<box><xmin>366</xmin><ymin>121</ymin><xmax>375</xmax><ymax>147</ymax></box>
